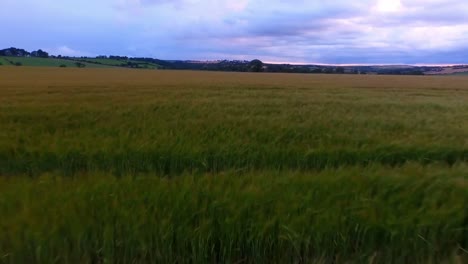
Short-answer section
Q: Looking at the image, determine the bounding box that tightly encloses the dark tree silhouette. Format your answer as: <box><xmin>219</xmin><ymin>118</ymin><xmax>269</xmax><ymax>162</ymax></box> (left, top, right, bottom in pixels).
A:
<box><xmin>248</xmin><ymin>59</ymin><xmax>264</xmax><ymax>72</ymax></box>
<box><xmin>31</xmin><ymin>49</ymin><xmax>49</xmax><ymax>58</ymax></box>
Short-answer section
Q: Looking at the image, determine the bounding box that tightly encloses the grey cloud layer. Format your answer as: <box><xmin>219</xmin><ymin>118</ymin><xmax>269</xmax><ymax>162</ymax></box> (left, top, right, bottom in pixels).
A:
<box><xmin>1</xmin><ymin>0</ymin><xmax>467</xmax><ymax>63</ymax></box>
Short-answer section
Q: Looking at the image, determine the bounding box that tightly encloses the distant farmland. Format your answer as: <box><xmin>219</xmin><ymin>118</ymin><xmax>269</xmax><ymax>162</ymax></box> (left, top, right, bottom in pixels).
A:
<box><xmin>0</xmin><ymin>68</ymin><xmax>467</xmax><ymax>263</ymax></box>
<box><xmin>0</xmin><ymin>56</ymin><xmax>114</xmax><ymax>68</ymax></box>
<box><xmin>74</xmin><ymin>58</ymin><xmax>161</xmax><ymax>68</ymax></box>
<box><xmin>0</xmin><ymin>56</ymin><xmax>161</xmax><ymax>69</ymax></box>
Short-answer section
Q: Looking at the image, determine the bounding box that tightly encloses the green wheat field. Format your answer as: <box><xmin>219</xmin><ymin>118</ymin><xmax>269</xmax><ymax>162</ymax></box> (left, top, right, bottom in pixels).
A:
<box><xmin>0</xmin><ymin>67</ymin><xmax>467</xmax><ymax>263</ymax></box>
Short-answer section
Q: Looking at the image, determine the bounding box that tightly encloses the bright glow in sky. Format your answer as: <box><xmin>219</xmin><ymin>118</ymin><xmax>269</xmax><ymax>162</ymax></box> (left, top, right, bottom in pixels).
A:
<box><xmin>376</xmin><ymin>0</ymin><xmax>403</xmax><ymax>12</ymax></box>
<box><xmin>1</xmin><ymin>0</ymin><xmax>467</xmax><ymax>64</ymax></box>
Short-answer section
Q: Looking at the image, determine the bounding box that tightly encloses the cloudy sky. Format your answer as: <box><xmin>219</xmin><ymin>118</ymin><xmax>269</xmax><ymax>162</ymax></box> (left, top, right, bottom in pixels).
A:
<box><xmin>1</xmin><ymin>0</ymin><xmax>467</xmax><ymax>64</ymax></box>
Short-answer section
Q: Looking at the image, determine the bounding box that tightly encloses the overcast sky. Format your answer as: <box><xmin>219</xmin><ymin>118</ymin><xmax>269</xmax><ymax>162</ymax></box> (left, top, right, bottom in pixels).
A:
<box><xmin>1</xmin><ymin>0</ymin><xmax>467</xmax><ymax>64</ymax></box>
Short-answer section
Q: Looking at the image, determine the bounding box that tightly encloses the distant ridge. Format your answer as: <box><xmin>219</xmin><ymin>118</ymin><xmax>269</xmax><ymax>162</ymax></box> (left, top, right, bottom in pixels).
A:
<box><xmin>2</xmin><ymin>47</ymin><xmax>468</xmax><ymax>75</ymax></box>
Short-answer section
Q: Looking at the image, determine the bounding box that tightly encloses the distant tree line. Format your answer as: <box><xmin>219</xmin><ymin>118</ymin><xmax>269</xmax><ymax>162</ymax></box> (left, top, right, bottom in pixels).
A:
<box><xmin>109</xmin><ymin>55</ymin><xmax>129</xmax><ymax>60</ymax></box>
<box><xmin>0</xmin><ymin>47</ymin><xmax>30</xmax><ymax>57</ymax></box>
<box><xmin>151</xmin><ymin>59</ymin><xmax>364</xmax><ymax>74</ymax></box>
<box><xmin>0</xmin><ymin>47</ymin><xmax>428</xmax><ymax>75</ymax></box>
<box><xmin>0</xmin><ymin>47</ymin><xmax>48</xmax><ymax>58</ymax></box>
<box><xmin>377</xmin><ymin>69</ymin><xmax>424</xmax><ymax>75</ymax></box>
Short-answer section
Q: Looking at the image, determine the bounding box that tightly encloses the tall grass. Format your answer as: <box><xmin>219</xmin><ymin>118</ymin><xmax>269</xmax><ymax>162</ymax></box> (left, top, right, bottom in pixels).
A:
<box><xmin>1</xmin><ymin>164</ymin><xmax>467</xmax><ymax>263</ymax></box>
<box><xmin>0</xmin><ymin>68</ymin><xmax>467</xmax><ymax>262</ymax></box>
<box><xmin>0</xmin><ymin>68</ymin><xmax>467</xmax><ymax>175</ymax></box>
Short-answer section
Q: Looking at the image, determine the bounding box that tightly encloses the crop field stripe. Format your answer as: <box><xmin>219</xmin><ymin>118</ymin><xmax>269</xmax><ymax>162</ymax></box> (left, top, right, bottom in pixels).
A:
<box><xmin>0</xmin><ymin>147</ymin><xmax>466</xmax><ymax>176</ymax></box>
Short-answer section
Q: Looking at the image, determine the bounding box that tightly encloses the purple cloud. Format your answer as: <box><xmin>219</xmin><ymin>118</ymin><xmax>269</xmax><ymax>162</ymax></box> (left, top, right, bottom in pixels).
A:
<box><xmin>0</xmin><ymin>0</ymin><xmax>467</xmax><ymax>64</ymax></box>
